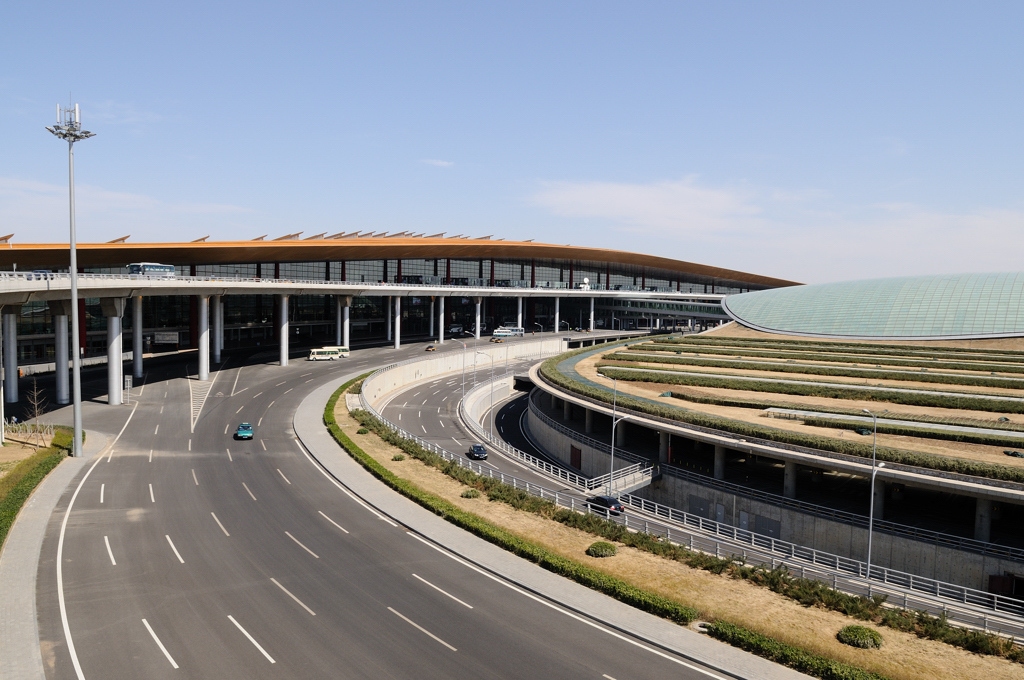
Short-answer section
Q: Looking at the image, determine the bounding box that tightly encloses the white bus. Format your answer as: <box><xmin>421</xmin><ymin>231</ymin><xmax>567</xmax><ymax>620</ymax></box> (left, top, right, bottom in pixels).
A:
<box><xmin>492</xmin><ymin>326</ymin><xmax>524</xmax><ymax>338</ymax></box>
<box><xmin>128</xmin><ymin>262</ymin><xmax>176</xmax><ymax>277</ymax></box>
<box><xmin>307</xmin><ymin>346</ymin><xmax>350</xmax><ymax>361</ymax></box>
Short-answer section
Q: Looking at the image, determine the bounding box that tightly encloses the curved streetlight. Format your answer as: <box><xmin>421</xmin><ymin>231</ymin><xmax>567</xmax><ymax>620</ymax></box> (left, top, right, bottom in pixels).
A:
<box><xmin>46</xmin><ymin>104</ymin><xmax>95</xmax><ymax>457</ymax></box>
<box><xmin>862</xmin><ymin>408</ymin><xmax>886</xmax><ymax>580</ymax></box>
<box><xmin>475</xmin><ymin>351</ymin><xmax>495</xmax><ymax>437</ymax></box>
<box><xmin>608</xmin><ymin>377</ymin><xmax>632</xmax><ymax>496</ymax></box>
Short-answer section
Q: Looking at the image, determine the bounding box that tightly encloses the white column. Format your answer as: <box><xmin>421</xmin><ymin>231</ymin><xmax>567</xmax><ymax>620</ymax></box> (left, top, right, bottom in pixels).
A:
<box><xmin>335</xmin><ymin>296</ymin><xmax>343</xmax><ymax>345</ymax></box>
<box><xmin>218</xmin><ymin>297</ymin><xmax>225</xmax><ymax>355</ymax></box>
<box><xmin>553</xmin><ymin>297</ymin><xmax>560</xmax><ymax>334</ymax></box>
<box><xmin>438</xmin><ymin>297</ymin><xmax>445</xmax><ymax>344</ymax></box>
<box><xmin>107</xmin><ymin>315</ymin><xmax>122</xmax><ymax>405</ymax></box>
<box><xmin>55</xmin><ymin>314</ymin><xmax>69</xmax><ymax>404</ymax></box>
<box><xmin>385</xmin><ymin>296</ymin><xmax>392</xmax><ymax>341</ymax></box>
<box><xmin>429</xmin><ymin>298</ymin><xmax>435</xmax><ymax>338</ymax></box>
<box><xmin>132</xmin><ymin>296</ymin><xmax>144</xmax><ymax>378</ymax></box>
<box><xmin>784</xmin><ymin>461</ymin><xmax>797</xmax><ymax>498</ymax></box>
<box><xmin>279</xmin><ymin>294</ymin><xmax>289</xmax><ymax>366</ymax></box>
<box><xmin>2</xmin><ymin>312</ymin><xmax>17</xmax><ymax>403</ymax></box>
<box><xmin>198</xmin><ymin>295</ymin><xmax>210</xmax><ymax>381</ymax></box>
<box><xmin>474</xmin><ymin>297</ymin><xmax>482</xmax><ymax>339</ymax></box>
<box><xmin>342</xmin><ymin>296</ymin><xmax>351</xmax><ymax>348</ymax></box>
<box><xmin>393</xmin><ymin>296</ymin><xmax>401</xmax><ymax>349</ymax></box>
<box><xmin>589</xmin><ymin>297</ymin><xmax>595</xmax><ymax>331</ymax></box>
<box><xmin>211</xmin><ymin>295</ymin><xmax>222</xmax><ymax>364</ymax></box>
<box><xmin>517</xmin><ymin>296</ymin><xmax>523</xmax><ymax>328</ymax></box>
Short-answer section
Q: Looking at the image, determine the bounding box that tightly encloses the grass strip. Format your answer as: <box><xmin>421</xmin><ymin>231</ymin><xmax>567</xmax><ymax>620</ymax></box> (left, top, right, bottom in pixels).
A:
<box><xmin>606</xmin><ymin>352</ymin><xmax>1024</xmax><ymax>390</ymax></box>
<box><xmin>660</xmin><ymin>336</ymin><xmax>1024</xmax><ymax>362</ymax></box>
<box><xmin>0</xmin><ymin>428</ymin><xmax>73</xmax><ymax>550</ymax></box>
<box><xmin>798</xmin><ymin>417</ymin><xmax>1024</xmax><ymax>448</ymax></box>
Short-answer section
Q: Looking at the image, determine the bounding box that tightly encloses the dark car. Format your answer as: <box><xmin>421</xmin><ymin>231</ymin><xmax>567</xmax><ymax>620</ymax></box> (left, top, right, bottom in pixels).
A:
<box><xmin>468</xmin><ymin>443</ymin><xmax>488</xmax><ymax>460</ymax></box>
<box><xmin>234</xmin><ymin>423</ymin><xmax>254</xmax><ymax>440</ymax></box>
<box><xmin>425</xmin><ymin>344</ymin><xmax>437</xmax><ymax>352</ymax></box>
<box><xmin>585</xmin><ymin>495</ymin><xmax>625</xmax><ymax>515</ymax></box>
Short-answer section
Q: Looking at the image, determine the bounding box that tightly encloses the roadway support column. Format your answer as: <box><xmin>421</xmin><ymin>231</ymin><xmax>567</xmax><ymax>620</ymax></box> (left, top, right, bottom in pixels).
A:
<box><xmin>589</xmin><ymin>297</ymin><xmax>595</xmax><ymax>331</ymax></box>
<box><xmin>278</xmin><ymin>294</ymin><xmax>289</xmax><ymax>366</ymax></box>
<box><xmin>2</xmin><ymin>309</ymin><xmax>18</xmax><ymax>403</ymax></box>
<box><xmin>563</xmin><ymin>399</ymin><xmax>571</xmax><ymax>420</ymax></box>
<box><xmin>132</xmin><ymin>296</ymin><xmax>144</xmax><ymax>378</ymax></box>
<box><xmin>385</xmin><ymin>296</ymin><xmax>392</xmax><ymax>342</ymax></box>
<box><xmin>872</xmin><ymin>477</ymin><xmax>886</xmax><ymax>520</ymax></box>
<box><xmin>784</xmin><ymin>460</ymin><xmax>797</xmax><ymax>498</ymax></box>
<box><xmin>429</xmin><ymin>298</ymin><xmax>435</xmax><ymax>338</ymax></box>
<box><xmin>101</xmin><ymin>298</ymin><xmax>125</xmax><ymax>405</ymax></box>
<box><xmin>713</xmin><ymin>444</ymin><xmax>726</xmax><ymax>480</ymax></box>
<box><xmin>393</xmin><ymin>296</ymin><xmax>402</xmax><ymax>349</ymax></box>
<box><xmin>585</xmin><ymin>408</ymin><xmax>593</xmax><ymax>434</ymax></box>
<box><xmin>198</xmin><ymin>295</ymin><xmax>210</xmax><ymax>381</ymax></box>
<box><xmin>659</xmin><ymin>431</ymin><xmax>670</xmax><ymax>463</ymax></box>
<box><xmin>48</xmin><ymin>301</ymin><xmax>71</xmax><ymax>405</ymax></box>
<box><xmin>437</xmin><ymin>297</ymin><xmax>445</xmax><ymax>344</ymax></box>
<box><xmin>615</xmin><ymin>420</ymin><xmax>627</xmax><ymax>447</ymax></box>
<box><xmin>553</xmin><ymin>297</ymin><xmax>560</xmax><ymax>333</ymax></box>
<box><xmin>517</xmin><ymin>297</ymin><xmax>523</xmax><ymax>329</ymax></box>
<box><xmin>342</xmin><ymin>296</ymin><xmax>351</xmax><ymax>348</ymax></box>
<box><xmin>474</xmin><ymin>297</ymin><xmax>482</xmax><ymax>339</ymax></box>
<box><xmin>211</xmin><ymin>295</ymin><xmax>222</xmax><ymax>364</ymax></box>
<box><xmin>974</xmin><ymin>498</ymin><xmax>992</xmax><ymax>543</ymax></box>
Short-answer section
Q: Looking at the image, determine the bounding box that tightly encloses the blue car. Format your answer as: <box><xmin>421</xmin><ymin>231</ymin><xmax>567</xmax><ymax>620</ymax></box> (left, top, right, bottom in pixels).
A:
<box><xmin>234</xmin><ymin>423</ymin><xmax>254</xmax><ymax>440</ymax></box>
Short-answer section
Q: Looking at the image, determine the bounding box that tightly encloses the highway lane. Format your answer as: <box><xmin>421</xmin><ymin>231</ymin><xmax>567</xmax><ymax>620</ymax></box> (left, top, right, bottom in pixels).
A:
<box><xmin>34</xmin><ymin>337</ymin><xmax>733</xmax><ymax>680</ymax></box>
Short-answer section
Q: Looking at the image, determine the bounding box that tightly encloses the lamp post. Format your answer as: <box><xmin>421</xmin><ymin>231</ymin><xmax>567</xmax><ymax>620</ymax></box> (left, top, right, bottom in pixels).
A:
<box><xmin>476</xmin><ymin>351</ymin><xmax>495</xmax><ymax>437</ymax></box>
<box><xmin>608</xmin><ymin>378</ymin><xmax>631</xmax><ymax>496</ymax></box>
<box><xmin>862</xmin><ymin>408</ymin><xmax>885</xmax><ymax>580</ymax></box>
<box><xmin>47</xmin><ymin>104</ymin><xmax>94</xmax><ymax>457</ymax></box>
<box><xmin>458</xmin><ymin>340</ymin><xmax>467</xmax><ymax>404</ymax></box>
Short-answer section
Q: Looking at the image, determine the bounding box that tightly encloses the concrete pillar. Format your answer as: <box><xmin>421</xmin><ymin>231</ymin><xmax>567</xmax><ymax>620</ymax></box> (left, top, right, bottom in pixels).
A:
<box><xmin>385</xmin><ymin>296</ymin><xmax>392</xmax><ymax>341</ymax></box>
<box><xmin>211</xmin><ymin>295</ymin><xmax>222</xmax><ymax>364</ymax></box>
<box><xmin>615</xmin><ymin>420</ymin><xmax>627</xmax><ymax>447</ymax></box>
<box><xmin>554</xmin><ymin>297</ymin><xmax>560</xmax><ymax>333</ymax></box>
<box><xmin>48</xmin><ymin>301</ymin><xmax>71</xmax><ymax>405</ymax></box>
<box><xmin>198</xmin><ymin>295</ymin><xmax>210</xmax><ymax>381</ymax></box>
<box><xmin>713</xmin><ymin>444</ymin><xmax>726</xmax><ymax>480</ymax></box>
<box><xmin>2</xmin><ymin>310</ymin><xmax>18</xmax><ymax>403</ymax></box>
<box><xmin>784</xmin><ymin>460</ymin><xmax>797</xmax><ymax>498</ymax></box>
<box><xmin>133</xmin><ymin>296</ymin><xmax>144</xmax><ymax>378</ymax></box>
<box><xmin>550</xmin><ymin>392</ymin><xmax>557</xmax><ymax>410</ymax></box>
<box><xmin>218</xmin><ymin>296</ymin><xmax>225</xmax><ymax>355</ymax></box>
<box><xmin>563</xmin><ymin>399</ymin><xmax>572</xmax><ymax>420</ymax></box>
<box><xmin>429</xmin><ymin>298</ymin><xmax>435</xmax><ymax>338</ymax></box>
<box><xmin>585</xmin><ymin>408</ymin><xmax>594</xmax><ymax>434</ymax></box>
<box><xmin>474</xmin><ymin>297</ymin><xmax>482</xmax><ymax>339</ymax></box>
<box><xmin>438</xmin><ymin>297</ymin><xmax>445</xmax><ymax>344</ymax></box>
<box><xmin>517</xmin><ymin>297</ymin><xmax>523</xmax><ymax>328</ymax></box>
<box><xmin>278</xmin><ymin>294</ymin><xmax>289</xmax><ymax>366</ymax></box>
<box><xmin>974</xmin><ymin>498</ymin><xmax>992</xmax><ymax>543</ymax></box>
<box><xmin>335</xmin><ymin>296</ymin><xmax>343</xmax><ymax>346</ymax></box>
<box><xmin>872</xmin><ymin>477</ymin><xmax>886</xmax><ymax>520</ymax></box>
<box><xmin>342</xmin><ymin>297</ymin><xmax>351</xmax><ymax>348</ymax></box>
<box><xmin>100</xmin><ymin>299</ymin><xmax>126</xmax><ymax>406</ymax></box>
<box><xmin>393</xmin><ymin>296</ymin><xmax>401</xmax><ymax>349</ymax></box>
<box><xmin>659</xmin><ymin>431</ymin><xmax>670</xmax><ymax>463</ymax></box>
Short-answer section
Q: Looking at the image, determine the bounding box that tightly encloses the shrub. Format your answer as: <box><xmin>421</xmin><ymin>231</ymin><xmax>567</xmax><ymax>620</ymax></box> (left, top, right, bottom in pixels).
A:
<box><xmin>357</xmin><ymin>427</ymin><xmax>369</xmax><ymax>434</ymax></box>
<box><xmin>586</xmin><ymin>541</ymin><xmax>617</xmax><ymax>557</ymax></box>
<box><xmin>392</xmin><ymin>453</ymin><xmax>405</xmax><ymax>461</ymax></box>
<box><xmin>837</xmin><ymin>625</ymin><xmax>883</xmax><ymax>649</ymax></box>
<box><xmin>461</xmin><ymin>488</ymin><xmax>480</xmax><ymax>498</ymax></box>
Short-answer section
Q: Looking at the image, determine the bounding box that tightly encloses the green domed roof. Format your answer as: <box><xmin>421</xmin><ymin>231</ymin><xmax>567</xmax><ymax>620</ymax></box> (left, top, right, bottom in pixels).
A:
<box><xmin>722</xmin><ymin>273</ymin><xmax>1024</xmax><ymax>340</ymax></box>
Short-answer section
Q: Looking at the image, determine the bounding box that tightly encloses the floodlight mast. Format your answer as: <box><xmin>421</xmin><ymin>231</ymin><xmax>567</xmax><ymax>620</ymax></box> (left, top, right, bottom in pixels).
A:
<box><xmin>46</xmin><ymin>104</ymin><xmax>95</xmax><ymax>457</ymax></box>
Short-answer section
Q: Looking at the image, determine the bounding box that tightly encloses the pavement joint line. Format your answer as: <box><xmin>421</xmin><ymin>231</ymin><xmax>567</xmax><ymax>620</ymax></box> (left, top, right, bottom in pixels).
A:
<box><xmin>277</xmin><ymin>468</ymin><xmax>292</xmax><ymax>484</ymax></box>
<box><xmin>243</xmin><ymin>482</ymin><xmax>257</xmax><ymax>500</ymax></box>
<box><xmin>388</xmin><ymin>607</ymin><xmax>457</xmax><ymax>651</ymax></box>
<box><xmin>270</xmin><ymin>578</ymin><xmax>316</xmax><ymax>615</ymax></box>
<box><xmin>228</xmin><ymin>615</ymin><xmax>276</xmax><ymax>663</ymax></box>
<box><xmin>104</xmin><ymin>536</ymin><xmax>116</xmax><ymax>566</ymax></box>
<box><xmin>142</xmin><ymin>618</ymin><xmax>179</xmax><ymax>669</ymax></box>
<box><xmin>211</xmin><ymin>512</ymin><xmax>231</xmax><ymax>536</ymax></box>
<box><xmin>318</xmin><ymin>510</ymin><xmax>349</xmax><ymax>533</ymax></box>
<box><xmin>165</xmin><ymin>535</ymin><xmax>184</xmax><ymax>563</ymax></box>
<box><xmin>412</xmin><ymin>573</ymin><xmax>473</xmax><ymax>609</ymax></box>
<box><xmin>284</xmin><ymin>531</ymin><xmax>319</xmax><ymax>558</ymax></box>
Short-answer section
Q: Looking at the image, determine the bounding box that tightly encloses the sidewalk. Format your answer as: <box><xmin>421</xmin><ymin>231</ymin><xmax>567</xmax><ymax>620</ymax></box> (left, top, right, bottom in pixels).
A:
<box><xmin>293</xmin><ymin>376</ymin><xmax>811</xmax><ymax>680</ymax></box>
<box><xmin>0</xmin><ymin>429</ymin><xmax>109</xmax><ymax>680</ymax></box>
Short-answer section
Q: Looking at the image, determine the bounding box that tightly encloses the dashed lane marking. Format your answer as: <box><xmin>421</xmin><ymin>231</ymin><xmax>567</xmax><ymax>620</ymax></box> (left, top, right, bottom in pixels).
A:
<box><xmin>243</xmin><ymin>482</ymin><xmax>257</xmax><ymax>501</ymax></box>
<box><xmin>192</xmin><ymin>469</ymin><xmax>199</xmax><ymax>486</ymax></box>
<box><xmin>104</xmin><ymin>536</ymin><xmax>116</xmax><ymax>566</ymax></box>
<box><xmin>388</xmin><ymin>607</ymin><xmax>456</xmax><ymax>651</ymax></box>
<box><xmin>318</xmin><ymin>511</ymin><xmax>349</xmax><ymax>534</ymax></box>
<box><xmin>228</xmin><ymin>616</ymin><xmax>275</xmax><ymax>663</ymax></box>
<box><xmin>412</xmin><ymin>573</ymin><xmax>473</xmax><ymax>609</ymax></box>
<box><xmin>270</xmin><ymin>578</ymin><xmax>316</xmax><ymax>616</ymax></box>
<box><xmin>277</xmin><ymin>468</ymin><xmax>291</xmax><ymax>484</ymax></box>
<box><xmin>284</xmin><ymin>531</ymin><xmax>318</xmax><ymax>558</ymax></box>
<box><xmin>165</xmin><ymin>535</ymin><xmax>184</xmax><ymax>563</ymax></box>
<box><xmin>142</xmin><ymin>619</ymin><xmax>179</xmax><ymax>669</ymax></box>
<box><xmin>211</xmin><ymin>512</ymin><xmax>230</xmax><ymax>536</ymax></box>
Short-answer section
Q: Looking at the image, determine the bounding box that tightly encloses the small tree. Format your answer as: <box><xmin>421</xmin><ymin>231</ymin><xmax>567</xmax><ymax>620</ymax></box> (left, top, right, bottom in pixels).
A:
<box><xmin>25</xmin><ymin>378</ymin><xmax>48</xmax><ymax>447</ymax></box>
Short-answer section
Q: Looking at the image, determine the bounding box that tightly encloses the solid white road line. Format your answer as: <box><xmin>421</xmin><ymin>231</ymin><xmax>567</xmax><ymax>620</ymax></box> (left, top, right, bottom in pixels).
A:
<box><xmin>412</xmin><ymin>573</ymin><xmax>473</xmax><ymax>609</ymax></box>
<box><xmin>236</xmin><ymin>405</ymin><xmax>244</xmax><ymax>414</ymax></box>
<box><xmin>260</xmin><ymin>440</ymin><xmax>267</xmax><ymax>451</ymax></box>
<box><xmin>211</xmin><ymin>512</ymin><xmax>231</xmax><ymax>536</ymax></box>
<box><xmin>228</xmin><ymin>615</ymin><xmax>276</xmax><ymax>663</ymax></box>
<box><xmin>149</xmin><ymin>484</ymin><xmax>155</xmax><ymax>503</ymax></box>
<box><xmin>284</xmin><ymin>531</ymin><xmax>319</xmax><ymax>558</ymax></box>
<box><xmin>295</xmin><ymin>441</ymin><xmax>398</xmax><ymax>526</ymax></box>
<box><xmin>318</xmin><ymin>510</ymin><xmax>349</xmax><ymax>533</ymax></box>
<box><xmin>387</xmin><ymin>607</ymin><xmax>457</xmax><ymax>651</ymax></box>
<box><xmin>270</xmin><ymin>578</ymin><xmax>316</xmax><ymax>615</ymax></box>
<box><xmin>192</xmin><ymin>469</ymin><xmax>199</xmax><ymax>486</ymax></box>
<box><xmin>165</xmin><ymin>535</ymin><xmax>184</xmax><ymax>563</ymax></box>
<box><xmin>142</xmin><ymin>619</ymin><xmax>179</xmax><ymax>669</ymax></box>
<box><xmin>226</xmin><ymin>448</ymin><xmax>233</xmax><ymax>461</ymax></box>
<box><xmin>99</xmin><ymin>484</ymin><xmax>104</xmax><ymax>504</ymax></box>
<box><xmin>405</xmin><ymin>532</ymin><xmax>728</xmax><ymax>680</ymax></box>
<box><xmin>277</xmin><ymin>468</ymin><xmax>291</xmax><ymax>484</ymax></box>
<box><xmin>224</xmin><ymin>423</ymin><xmax>229</xmax><ymax>434</ymax></box>
<box><xmin>104</xmin><ymin>536</ymin><xmax>116</xmax><ymax>566</ymax></box>
<box><xmin>243</xmin><ymin>482</ymin><xmax>257</xmax><ymax>501</ymax></box>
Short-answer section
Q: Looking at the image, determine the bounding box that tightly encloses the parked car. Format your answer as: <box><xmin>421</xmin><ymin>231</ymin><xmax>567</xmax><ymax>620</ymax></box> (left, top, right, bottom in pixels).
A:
<box><xmin>585</xmin><ymin>495</ymin><xmax>624</xmax><ymax>515</ymax></box>
<box><xmin>489</xmin><ymin>337</ymin><xmax>504</xmax><ymax>343</ymax></box>
<box><xmin>234</xmin><ymin>423</ymin><xmax>254</xmax><ymax>440</ymax></box>
<box><xmin>467</xmin><ymin>443</ymin><xmax>488</xmax><ymax>460</ymax></box>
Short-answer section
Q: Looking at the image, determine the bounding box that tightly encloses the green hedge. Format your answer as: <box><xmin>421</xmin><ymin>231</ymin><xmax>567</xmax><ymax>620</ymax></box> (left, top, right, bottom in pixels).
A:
<box><xmin>660</xmin><ymin>336</ymin><xmax>1024</xmax><ymax>362</ymax></box>
<box><xmin>0</xmin><ymin>428</ymin><xmax>74</xmax><ymax>549</ymax></box>
<box><xmin>585</xmin><ymin>541</ymin><xmax>617</xmax><ymax>557</ymax></box>
<box><xmin>799</xmin><ymin>416</ymin><xmax>1024</xmax><ymax>449</ymax></box>
<box><xmin>837</xmin><ymin>625</ymin><xmax>884</xmax><ymax>649</ymax></box>
<box><xmin>705</xmin><ymin>621</ymin><xmax>890</xmax><ymax>680</ymax></box>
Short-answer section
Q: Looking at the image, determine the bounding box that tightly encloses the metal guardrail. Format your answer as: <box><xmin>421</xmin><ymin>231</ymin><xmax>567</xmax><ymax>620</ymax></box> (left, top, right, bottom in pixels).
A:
<box><xmin>358</xmin><ymin>349</ymin><xmax>1024</xmax><ymax>638</ymax></box>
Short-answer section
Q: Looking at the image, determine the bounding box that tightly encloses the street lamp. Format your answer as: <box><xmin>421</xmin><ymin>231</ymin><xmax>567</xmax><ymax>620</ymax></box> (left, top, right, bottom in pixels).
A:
<box><xmin>608</xmin><ymin>378</ymin><xmax>631</xmax><ymax>496</ymax></box>
<box><xmin>475</xmin><ymin>351</ymin><xmax>495</xmax><ymax>437</ymax></box>
<box><xmin>47</xmin><ymin>103</ymin><xmax>94</xmax><ymax>458</ymax></box>
<box><xmin>862</xmin><ymin>408</ymin><xmax>886</xmax><ymax>580</ymax></box>
<box><xmin>458</xmin><ymin>340</ymin><xmax>467</xmax><ymax>403</ymax></box>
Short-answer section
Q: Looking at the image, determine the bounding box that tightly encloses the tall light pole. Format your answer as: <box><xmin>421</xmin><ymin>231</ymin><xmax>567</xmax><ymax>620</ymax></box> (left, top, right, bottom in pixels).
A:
<box><xmin>862</xmin><ymin>408</ymin><xmax>885</xmax><ymax>580</ymax></box>
<box><xmin>47</xmin><ymin>103</ymin><xmax>94</xmax><ymax>457</ymax></box>
<box><xmin>458</xmin><ymin>340</ymin><xmax>467</xmax><ymax>403</ymax></box>
<box><xmin>608</xmin><ymin>378</ymin><xmax>631</xmax><ymax>496</ymax></box>
<box><xmin>475</xmin><ymin>351</ymin><xmax>494</xmax><ymax>437</ymax></box>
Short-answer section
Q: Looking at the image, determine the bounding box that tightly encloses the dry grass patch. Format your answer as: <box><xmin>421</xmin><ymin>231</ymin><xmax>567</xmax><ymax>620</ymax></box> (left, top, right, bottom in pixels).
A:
<box><xmin>0</xmin><ymin>442</ymin><xmax>44</xmax><ymax>480</ymax></box>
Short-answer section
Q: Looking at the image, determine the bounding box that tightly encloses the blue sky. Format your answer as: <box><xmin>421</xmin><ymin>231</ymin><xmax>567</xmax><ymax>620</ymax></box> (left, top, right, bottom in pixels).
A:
<box><xmin>2</xmin><ymin>1</ymin><xmax>1023</xmax><ymax>283</ymax></box>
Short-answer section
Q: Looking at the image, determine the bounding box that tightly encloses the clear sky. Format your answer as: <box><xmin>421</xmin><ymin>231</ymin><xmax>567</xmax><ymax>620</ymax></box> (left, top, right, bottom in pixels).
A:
<box><xmin>2</xmin><ymin>1</ymin><xmax>1022</xmax><ymax>283</ymax></box>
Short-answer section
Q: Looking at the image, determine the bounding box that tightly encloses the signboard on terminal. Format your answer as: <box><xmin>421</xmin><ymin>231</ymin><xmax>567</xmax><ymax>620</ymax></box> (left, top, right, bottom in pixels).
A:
<box><xmin>153</xmin><ymin>331</ymin><xmax>178</xmax><ymax>345</ymax></box>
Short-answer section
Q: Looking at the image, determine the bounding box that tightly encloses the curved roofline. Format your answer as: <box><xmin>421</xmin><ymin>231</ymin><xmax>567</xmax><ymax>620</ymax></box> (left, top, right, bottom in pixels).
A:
<box><xmin>0</xmin><ymin>238</ymin><xmax>799</xmax><ymax>289</ymax></box>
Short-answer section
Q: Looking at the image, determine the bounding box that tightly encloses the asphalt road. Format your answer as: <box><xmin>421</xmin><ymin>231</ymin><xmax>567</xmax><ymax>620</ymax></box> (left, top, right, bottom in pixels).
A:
<box><xmin>34</xmin><ymin>335</ymin><xmax>727</xmax><ymax>680</ymax></box>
